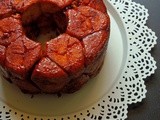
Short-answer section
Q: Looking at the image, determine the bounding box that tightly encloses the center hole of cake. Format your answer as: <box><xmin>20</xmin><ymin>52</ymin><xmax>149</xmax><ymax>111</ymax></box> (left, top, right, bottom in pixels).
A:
<box><xmin>22</xmin><ymin>3</ymin><xmax>68</xmax><ymax>45</ymax></box>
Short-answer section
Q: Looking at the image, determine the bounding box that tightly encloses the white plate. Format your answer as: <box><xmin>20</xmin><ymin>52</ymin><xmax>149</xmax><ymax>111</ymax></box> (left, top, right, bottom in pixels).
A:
<box><xmin>0</xmin><ymin>0</ymin><xmax>157</xmax><ymax>119</ymax></box>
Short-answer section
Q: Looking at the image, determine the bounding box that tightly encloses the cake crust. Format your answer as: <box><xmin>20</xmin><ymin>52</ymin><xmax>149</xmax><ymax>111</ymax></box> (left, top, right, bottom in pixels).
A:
<box><xmin>0</xmin><ymin>0</ymin><xmax>110</xmax><ymax>94</ymax></box>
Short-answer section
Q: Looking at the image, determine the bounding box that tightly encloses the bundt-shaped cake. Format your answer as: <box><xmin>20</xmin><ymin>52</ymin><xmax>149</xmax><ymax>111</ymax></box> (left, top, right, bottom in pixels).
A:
<box><xmin>0</xmin><ymin>0</ymin><xmax>110</xmax><ymax>94</ymax></box>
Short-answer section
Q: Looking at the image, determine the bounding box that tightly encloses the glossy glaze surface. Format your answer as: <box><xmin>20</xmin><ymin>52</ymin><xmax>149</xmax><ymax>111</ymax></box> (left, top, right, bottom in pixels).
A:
<box><xmin>0</xmin><ymin>0</ymin><xmax>110</xmax><ymax>94</ymax></box>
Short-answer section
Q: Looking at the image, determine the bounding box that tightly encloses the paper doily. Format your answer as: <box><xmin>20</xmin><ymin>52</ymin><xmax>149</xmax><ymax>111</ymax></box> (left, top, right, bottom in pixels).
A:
<box><xmin>0</xmin><ymin>0</ymin><xmax>157</xmax><ymax>120</ymax></box>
